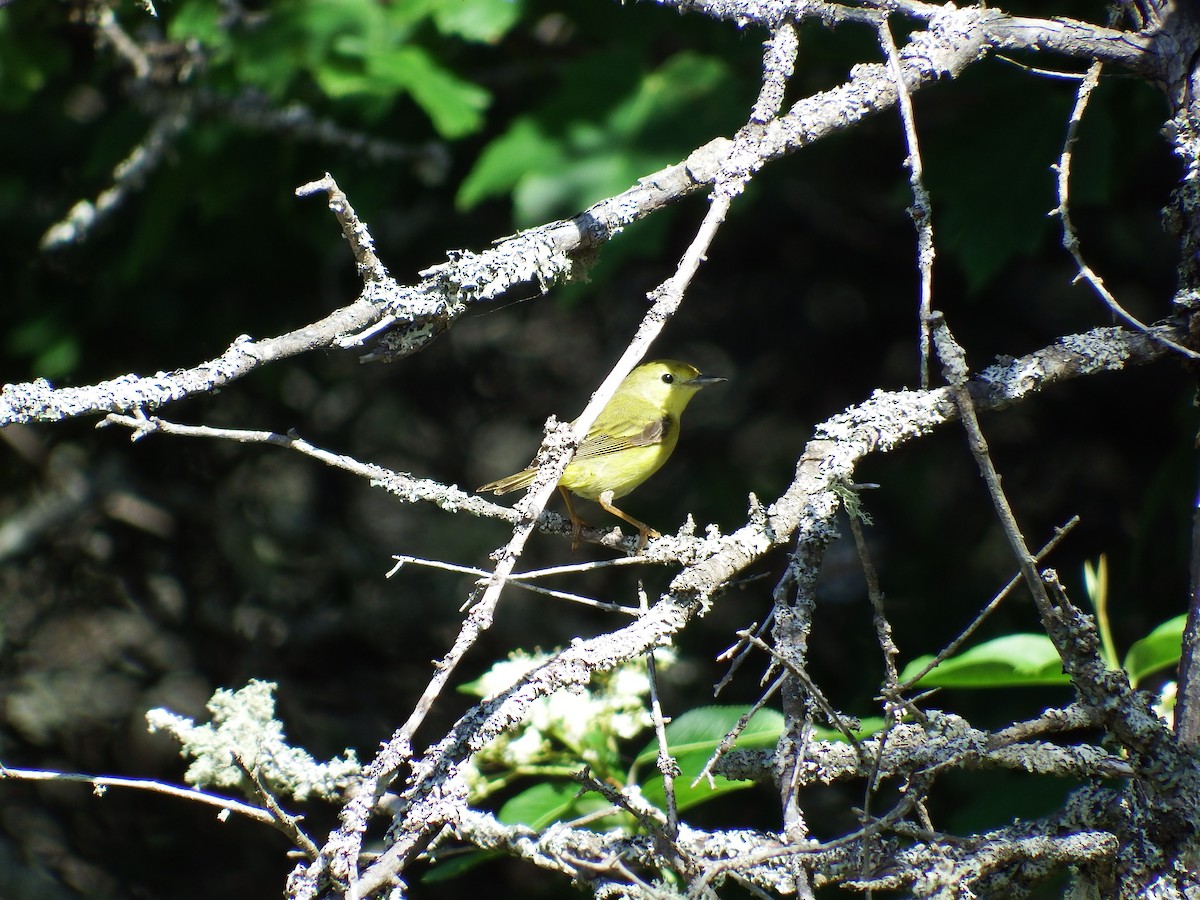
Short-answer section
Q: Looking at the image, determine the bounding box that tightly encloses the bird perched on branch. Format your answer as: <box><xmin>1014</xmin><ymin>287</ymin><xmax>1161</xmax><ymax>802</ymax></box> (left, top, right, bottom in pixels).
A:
<box><xmin>478</xmin><ymin>359</ymin><xmax>725</xmax><ymax>553</ymax></box>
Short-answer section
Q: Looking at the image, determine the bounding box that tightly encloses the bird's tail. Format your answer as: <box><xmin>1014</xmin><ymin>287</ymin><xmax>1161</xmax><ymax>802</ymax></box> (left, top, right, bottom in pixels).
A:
<box><xmin>477</xmin><ymin>468</ymin><xmax>538</xmax><ymax>495</ymax></box>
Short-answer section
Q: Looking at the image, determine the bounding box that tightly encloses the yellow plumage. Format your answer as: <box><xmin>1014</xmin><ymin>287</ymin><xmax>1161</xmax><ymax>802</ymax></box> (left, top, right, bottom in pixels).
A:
<box><xmin>478</xmin><ymin>360</ymin><xmax>724</xmax><ymax>551</ymax></box>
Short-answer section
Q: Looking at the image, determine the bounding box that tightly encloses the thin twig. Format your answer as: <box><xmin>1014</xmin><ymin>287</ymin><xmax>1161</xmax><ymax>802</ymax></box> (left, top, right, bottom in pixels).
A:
<box><xmin>876</xmin><ymin>14</ymin><xmax>936</xmax><ymax>388</ymax></box>
<box><xmin>993</xmin><ymin>55</ymin><xmax>1090</xmax><ymax>80</ymax></box>
<box><xmin>387</xmin><ymin>555</ymin><xmax>640</xmax><ymax>616</ymax></box>
<box><xmin>751</xmin><ymin>20</ymin><xmax>799</xmax><ymax>124</ymax></box>
<box><xmin>928</xmin><ymin>318</ymin><xmax>1153</xmax><ymax>764</ymax></box>
<box><xmin>90</xmin><ymin>4</ymin><xmax>152</xmax><ymax>78</ymax></box>
<box><xmin>893</xmin><ymin>516</ymin><xmax>1080</xmax><ymax>694</ymax></box>
<box><xmin>737</xmin><ymin>631</ymin><xmax>860</xmax><ymax>745</ymax></box>
<box><xmin>848</xmin><ymin>513</ymin><xmax>900</xmax><ymax>695</ymax></box>
<box><xmin>574</xmin><ymin>768</ymin><xmax>670</xmax><ymax>835</ymax></box>
<box><xmin>642</xmin><ymin>585</ymin><xmax>679</xmax><ymax>837</ymax></box>
<box><xmin>573</xmin><ymin>768</ymin><xmax>700</xmax><ymax>897</ymax></box>
<box><xmin>231</xmin><ymin>753</ymin><xmax>321</xmax><ymax>859</ymax></box>
<box><xmin>1051</xmin><ymin>63</ymin><xmax>1200</xmax><ymax>361</ymax></box>
<box><xmin>713</xmin><ymin>608</ymin><xmax>775</xmax><ymax>695</ymax></box>
<box><xmin>857</xmin><ymin>710</ymin><xmax>901</xmax><ymax>887</ymax></box>
<box><xmin>838</xmin><ymin>503</ymin><xmax>902</xmax><ymax>879</ymax></box>
<box><xmin>506</xmin><ymin>556</ymin><xmax>659</xmax><ymax>579</ymax></box>
<box><xmin>41</xmin><ymin>99</ymin><xmax>194</xmax><ymax>250</ymax></box>
<box><xmin>1178</xmin><ymin>477</ymin><xmax>1200</xmax><ymax>746</ymax></box>
<box><xmin>0</xmin><ymin>765</ymin><xmax>274</xmax><ymax>826</ymax></box>
<box><xmin>771</xmin><ymin>546</ymin><xmax>821</xmax><ymax>843</ymax></box>
<box><xmin>101</xmin><ymin>412</ymin><xmax>526</xmax><ymax>524</ymax></box>
<box><xmin>930</xmin><ymin>312</ymin><xmax>1059</xmax><ymax>622</ymax></box>
<box><xmin>692</xmin><ymin>672</ymin><xmax>785</xmax><ymax>789</ymax></box>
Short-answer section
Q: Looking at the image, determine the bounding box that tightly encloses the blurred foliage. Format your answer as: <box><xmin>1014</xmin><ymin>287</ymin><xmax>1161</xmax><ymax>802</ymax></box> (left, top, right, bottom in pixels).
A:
<box><xmin>167</xmin><ymin>0</ymin><xmax>510</xmax><ymax>136</ymax></box>
<box><xmin>457</xmin><ymin>50</ymin><xmax>743</xmax><ymax>222</ymax></box>
<box><xmin>0</xmin><ymin>0</ymin><xmax>1193</xmax><ymax>897</ymax></box>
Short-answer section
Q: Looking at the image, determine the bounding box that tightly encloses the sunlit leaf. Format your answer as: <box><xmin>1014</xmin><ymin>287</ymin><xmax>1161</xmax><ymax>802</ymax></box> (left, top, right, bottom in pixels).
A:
<box><xmin>498</xmin><ymin>781</ymin><xmax>582</xmax><ymax>828</ymax></box>
<box><xmin>900</xmin><ymin>634</ymin><xmax>1070</xmax><ymax>688</ymax></box>
<box><xmin>1124</xmin><ymin>615</ymin><xmax>1185</xmax><ymax>686</ymax></box>
<box><xmin>433</xmin><ymin>0</ymin><xmax>522</xmax><ymax>44</ymax></box>
<box><xmin>373</xmin><ymin>46</ymin><xmax>489</xmax><ymax>138</ymax></box>
<box><xmin>457</xmin><ymin>118</ymin><xmax>564</xmax><ymax>210</ymax></box>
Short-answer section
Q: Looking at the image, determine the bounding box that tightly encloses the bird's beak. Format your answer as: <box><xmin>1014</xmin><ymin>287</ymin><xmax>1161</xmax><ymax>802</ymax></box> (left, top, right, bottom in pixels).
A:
<box><xmin>687</xmin><ymin>374</ymin><xmax>727</xmax><ymax>388</ymax></box>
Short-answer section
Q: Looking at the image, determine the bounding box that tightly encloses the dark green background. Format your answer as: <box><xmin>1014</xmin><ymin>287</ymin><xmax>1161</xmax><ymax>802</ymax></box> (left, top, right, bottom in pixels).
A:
<box><xmin>0</xmin><ymin>1</ymin><xmax>1188</xmax><ymax>896</ymax></box>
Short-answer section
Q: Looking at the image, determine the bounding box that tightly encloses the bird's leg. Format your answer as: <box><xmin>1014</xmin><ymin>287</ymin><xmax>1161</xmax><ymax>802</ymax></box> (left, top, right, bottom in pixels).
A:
<box><xmin>598</xmin><ymin>489</ymin><xmax>660</xmax><ymax>554</ymax></box>
<box><xmin>558</xmin><ymin>486</ymin><xmax>588</xmax><ymax>552</ymax></box>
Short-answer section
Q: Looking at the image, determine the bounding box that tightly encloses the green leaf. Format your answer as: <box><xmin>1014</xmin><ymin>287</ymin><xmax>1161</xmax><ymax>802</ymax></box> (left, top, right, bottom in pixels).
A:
<box><xmin>296</xmin><ymin>0</ymin><xmax>395</xmax><ymax>55</ymax></box>
<box><xmin>32</xmin><ymin>336</ymin><xmax>80</xmax><ymax>381</ymax></box>
<box><xmin>633</xmin><ymin>706</ymin><xmax>783</xmax><ymax>769</ymax></box>
<box><xmin>310</xmin><ymin>62</ymin><xmax>379</xmax><ymax>100</ymax></box>
<box><xmin>497</xmin><ymin>781</ymin><xmax>581</xmax><ymax>829</ymax></box>
<box><xmin>458</xmin><ymin>49</ymin><xmax>737</xmax><ymax>222</ymax></box>
<box><xmin>817</xmin><ymin>717</ymin><xmax>889</xmax><ymax>741</ymax></box>
<box><xmin>1124</xmin><ymin>615</ymin><xmax>1185</xmax><ymax>686</ymax></box>
<box><xmin>433</xmin><ymin>0</ymin><xmax>522</xmax><ymax>44</ymax></box>
<box><xmin>166</xmin><ymin>2</ymin><xmax>229</xmax><ymax>49</ymax></box>
<box><xmin>174</xmin><ymin>0</ymin><xmax>490</xmax><ymax>136</ymax></box>
<box><xmin>635</xmin><ymin>707</ymin><xmax>783</xmax><ymax>814</ymax></box>
<box><xmin>900</xmin><ymin>634</ymin><xmax>1070</xmax><ymax>688</ymax></box>
<box><xmin>511</xmin><ymin>155</ymin><xmax>630</xmax><ymax>224</ymax></box>
<box><xmin>457</xmin><ymin>118</ymin><xmax>564</xmax><ymax>210</ymax></box>
<box><xmin>608</xmin><ymin>51</ymin><xmax>728</xmax><ymax>137</ymax></box>
<box><xmin>630</xmin><ymin>708</ymin><xmax>881</xmax><ymax>817</ymax></box>
<box><xmin>6</xmin><ymin>317</ymin><xmax>79</xmax><ymax>380</ymax></box>
<box><xmin>365</xmin><ymin>45</ymin><xmax>489</xmax><ymax>138</ymax></box>
<box><xmin>285</xmin><ymin>3</ymin><xmax>395</xmax><ymax>100</ymax></box>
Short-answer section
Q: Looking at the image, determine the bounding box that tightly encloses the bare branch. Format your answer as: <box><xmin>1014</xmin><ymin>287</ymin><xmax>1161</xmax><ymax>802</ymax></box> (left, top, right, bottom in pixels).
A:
<box><xmin>0</xmin><ymin>765</ymin><xmax>276</xmax><ymax>827</ymax></box>
<box><xmin>40</xmin><ymin>99</ymin><xmax>194</xmax><ymax>251</ymax></box>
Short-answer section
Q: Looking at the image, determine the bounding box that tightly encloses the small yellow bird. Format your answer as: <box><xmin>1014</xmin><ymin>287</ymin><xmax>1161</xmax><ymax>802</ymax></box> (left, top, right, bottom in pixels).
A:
<box><xmin>478</xmin><ymin>360</ymin><xmax>725</xmax><ymax>552</ymax></box>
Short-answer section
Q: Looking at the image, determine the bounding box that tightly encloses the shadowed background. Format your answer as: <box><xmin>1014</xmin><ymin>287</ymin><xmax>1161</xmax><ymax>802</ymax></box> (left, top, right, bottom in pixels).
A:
<box><xmin>0</xmin><ymin>0</ymin><xmax>1189</xmax><ymax>896</ymax></box>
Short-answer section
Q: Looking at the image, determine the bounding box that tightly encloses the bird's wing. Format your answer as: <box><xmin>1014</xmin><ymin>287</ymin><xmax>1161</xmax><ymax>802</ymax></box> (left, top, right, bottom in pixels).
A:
<box><xmin>574</xmin><ymin>414</ymin><xmax>673</xmax><ymax>460</ymax></box>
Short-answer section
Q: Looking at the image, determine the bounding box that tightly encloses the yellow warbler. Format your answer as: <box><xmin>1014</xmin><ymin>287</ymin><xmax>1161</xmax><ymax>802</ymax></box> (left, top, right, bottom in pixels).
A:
<box><xmin>478</xmin><ymin>360</ymin><xmax>725</xmax><ymax>552</ymax></box>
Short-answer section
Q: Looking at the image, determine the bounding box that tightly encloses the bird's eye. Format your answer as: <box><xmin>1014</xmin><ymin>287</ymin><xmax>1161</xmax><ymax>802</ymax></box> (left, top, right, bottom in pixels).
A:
<box><xmin>661</xmin><ymin>373</ymin><xmax>674</xmax><ymax>384</ymax></box>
